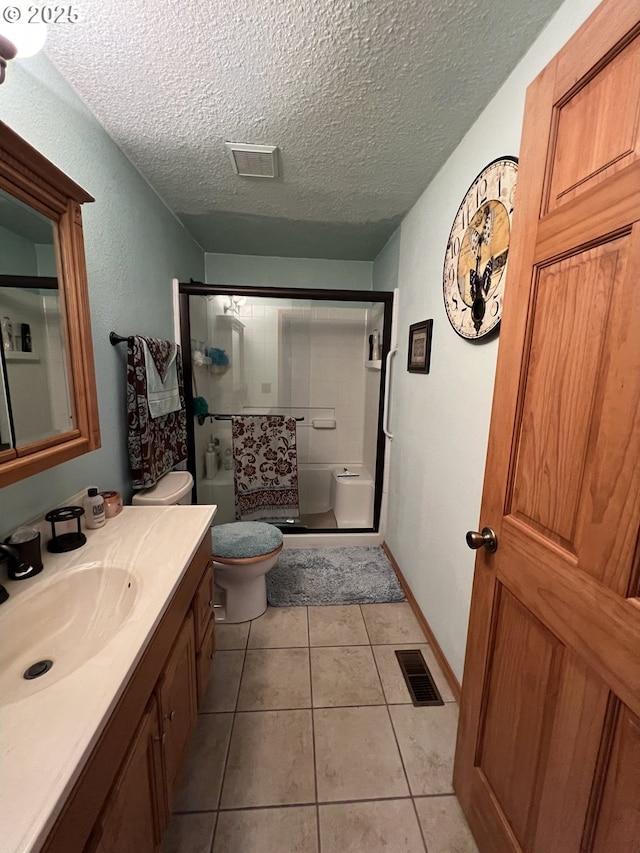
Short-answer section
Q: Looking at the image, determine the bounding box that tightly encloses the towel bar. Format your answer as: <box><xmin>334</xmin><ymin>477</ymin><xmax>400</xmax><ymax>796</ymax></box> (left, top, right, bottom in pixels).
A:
<box><xmin>109</xmin><ymin>331</ymin><xmax>133</xmax><ymax>345</ymax></box>
<box><xmin>197</xmin><ymin>412</ymin><xmax>305</xmax><ymax>425</ymax></box>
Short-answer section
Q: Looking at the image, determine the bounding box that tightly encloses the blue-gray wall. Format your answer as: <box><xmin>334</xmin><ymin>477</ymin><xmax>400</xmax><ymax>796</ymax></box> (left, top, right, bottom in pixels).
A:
<box><xmin>0</xmin><ymin>56</ymin><xmax>204</xmax><ymax>535</ymax></box>
<box><xmin>205</xmin><ymin>252</ymin><xmax>373</xmax><ymax>291</ymax></box>
<box><xmin>372</xmin><ymin>229</ymin><xmax>400</xmax><ymax>293</ymax></box>
<box><xmin>0</xmin><ymin>226</ymin><xmax>38</xmax><ymax>276</ymax></box>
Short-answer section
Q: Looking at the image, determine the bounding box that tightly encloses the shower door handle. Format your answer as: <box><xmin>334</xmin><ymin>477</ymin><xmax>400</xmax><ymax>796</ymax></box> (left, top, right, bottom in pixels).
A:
<box><xmin>383</xmin><ymin>348</ymin><xmax>398</xmax><ymax>440</ymax></box>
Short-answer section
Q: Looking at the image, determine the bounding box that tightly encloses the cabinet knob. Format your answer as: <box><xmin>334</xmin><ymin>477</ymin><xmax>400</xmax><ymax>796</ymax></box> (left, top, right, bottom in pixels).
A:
<box><xmin>164</xmin><ymin>709</ymin><xmax>176</xmax><ymax>722</ymax></box>
<box><xmin>154</xmin><ymin>731</ymin><xmax>167</xmax><ymax>744</ymax></box>
<box><xmin>208</xmin><ymin>599</ymin><xmax>215</xmax><ymax>608</ymax></box>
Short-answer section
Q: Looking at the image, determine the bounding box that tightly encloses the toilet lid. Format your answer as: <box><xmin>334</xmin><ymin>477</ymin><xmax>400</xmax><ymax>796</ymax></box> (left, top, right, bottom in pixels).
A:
<box><xmin>211</xmin><ymin>522</ymin><xmax>283</xmax><ymax>559</ymax></box>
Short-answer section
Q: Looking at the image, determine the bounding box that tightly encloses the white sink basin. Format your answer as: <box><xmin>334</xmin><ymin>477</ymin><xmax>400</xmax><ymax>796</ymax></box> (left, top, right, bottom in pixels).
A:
<box><xmin>0</xmin><ymin>564</ymin><xmax>138</xmax><ymax>704</ymax></box>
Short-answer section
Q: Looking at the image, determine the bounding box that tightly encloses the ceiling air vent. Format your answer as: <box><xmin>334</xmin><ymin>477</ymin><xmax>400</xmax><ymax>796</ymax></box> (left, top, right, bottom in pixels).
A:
<box><xmin>225</xmin><ymin>142</ymin><xmax>279</xmax><ymax>178</ymax></box>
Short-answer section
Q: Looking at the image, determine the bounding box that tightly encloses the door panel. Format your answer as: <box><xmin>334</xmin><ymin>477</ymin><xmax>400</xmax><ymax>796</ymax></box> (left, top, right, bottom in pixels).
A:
<box><xmin>454</xmin><ymin>2</ymin><xmax>640</xmax><ymax>850</ymax></box>
<box><xmin>591</xmin><ymin>705</ymin><xmax>640</xmax><ymax>851</ymax></box>
<box><xmin>510</xmin><ymin>233</ymin><xmax>639</xmax><ymax>595</ymax></box>
<box><xmin>511</xmin><ymin>241</ymin><xmax>624</xmax><ymax>550</ymax></box>
<box><xmin>547</xmin><ymin>34</ymin><xmax>640</xmax><ymax>210</ymax></box>
<box><xmin>478</xmin><ymin>588</ymin><xmax>561</xmax><ymax>847</ymax></box>
<box><xmin>532</xmin><ymin>653</ymin><xmax>609</xmax><ymax>852</ymax></box>
<box><xmin>498</xmin><ymin>520</ymin><xmax>640</xmax><ymax>713</ymax></box>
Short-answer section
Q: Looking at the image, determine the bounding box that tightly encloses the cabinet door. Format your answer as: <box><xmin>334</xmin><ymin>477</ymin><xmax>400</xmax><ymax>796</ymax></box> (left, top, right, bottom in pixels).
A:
<box><xmin>196</xmin><ymin>617</ymin><xmax>215</xmax><ymax>704</ymax></box>
<box><xmin>86</xmin><ymin>697</ymin><xmax>165</xmax><ymax>853</ymax></box>
<box><xmin>158</xmin><ymin>610</ymin><xmax>197</xmax><ymax>806</ymax></box>
<box><xmin>193</xmin><ymin>562</ymin><xmax>214</xmax><ymax>649</ymax></box>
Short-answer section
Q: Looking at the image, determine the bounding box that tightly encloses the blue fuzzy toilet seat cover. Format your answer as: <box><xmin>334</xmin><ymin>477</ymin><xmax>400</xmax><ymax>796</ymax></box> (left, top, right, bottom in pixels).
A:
<box><xmin>211</xmin><ymin>522</ymin><xmax>283</xmax><ymax>560</ymax></box>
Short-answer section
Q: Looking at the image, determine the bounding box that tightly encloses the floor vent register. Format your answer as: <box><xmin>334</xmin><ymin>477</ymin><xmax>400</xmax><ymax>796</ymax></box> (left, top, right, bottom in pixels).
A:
<box><xmin>395</xmin><ymin>649</ymin><xmax>444</xmax><ymax>707</ymax></box>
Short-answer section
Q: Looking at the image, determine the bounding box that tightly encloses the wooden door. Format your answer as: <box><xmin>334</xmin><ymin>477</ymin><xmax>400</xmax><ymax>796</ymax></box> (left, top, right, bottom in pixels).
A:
<box><xmin>87</xmin><ymin>698</ymin><xmax>165</xmax><ymax>853</ymax></box>
<box><xmin>157</xmin><ymin>610</ymin><xmax>197</xmax><ymax>808</ymax></box>
<box><xmin>453</xmin><ymin>2</ymin><xmax>640</xmax><ymax>851</ymax></box>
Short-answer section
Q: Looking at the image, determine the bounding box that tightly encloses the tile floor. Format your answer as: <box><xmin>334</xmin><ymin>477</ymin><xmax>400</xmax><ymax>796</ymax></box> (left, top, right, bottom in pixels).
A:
<box><xmin>162</xmin><ymin>603</ymin><xmax>478</xmax><ymax>853</ymax></box>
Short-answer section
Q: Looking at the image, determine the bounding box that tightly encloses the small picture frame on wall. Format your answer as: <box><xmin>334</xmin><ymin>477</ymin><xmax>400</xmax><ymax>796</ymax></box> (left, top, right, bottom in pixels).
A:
<box><xmin>407</xmin><ymin>319</ymin><xmax>433</xmax><ymax>374</ymax></box>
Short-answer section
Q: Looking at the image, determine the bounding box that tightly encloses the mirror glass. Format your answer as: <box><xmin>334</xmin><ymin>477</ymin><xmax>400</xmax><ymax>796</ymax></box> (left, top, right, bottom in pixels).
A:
<box><xmin>0</xmin><ymin>189</ymin><xmax>74</xmax><ymax>450</ymax></box>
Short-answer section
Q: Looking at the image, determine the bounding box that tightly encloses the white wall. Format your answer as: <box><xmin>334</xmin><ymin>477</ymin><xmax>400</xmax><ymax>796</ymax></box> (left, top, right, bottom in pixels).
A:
<box><xmin>376</xmin><ymin>0</ymin><xmax>602</xmax><ymax>682</ymax></box>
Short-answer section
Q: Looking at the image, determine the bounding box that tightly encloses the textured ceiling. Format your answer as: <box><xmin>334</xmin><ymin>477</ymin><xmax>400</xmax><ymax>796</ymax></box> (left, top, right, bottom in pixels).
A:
<box><xmin>44</xmin><ymin>0</ymin><xmax>564</xmax><ymax>261</ymax></box>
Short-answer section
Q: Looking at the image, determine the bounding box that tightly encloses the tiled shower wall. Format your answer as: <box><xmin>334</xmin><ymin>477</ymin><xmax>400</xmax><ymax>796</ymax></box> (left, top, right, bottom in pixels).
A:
<box><xmin>190</xmin><ymin>296</ymin><xmax>380</xmax><ymax>482</ymax></box>
<box><xmin>280</xmin><ymin>306</ymin><xmax>368</xmax><ymax>467</ymax></box>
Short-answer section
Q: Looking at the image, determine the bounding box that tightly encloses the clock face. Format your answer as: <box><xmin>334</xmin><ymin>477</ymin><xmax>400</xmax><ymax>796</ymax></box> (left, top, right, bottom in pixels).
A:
<box><xmin>443</xmin><ymin>157</ymin><xmax>518</xmax><ymax>340</ymax></box>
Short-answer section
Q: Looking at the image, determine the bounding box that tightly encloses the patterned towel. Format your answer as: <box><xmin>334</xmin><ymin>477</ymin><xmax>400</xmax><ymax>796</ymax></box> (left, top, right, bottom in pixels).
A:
<box><xmin>127</xmin><ymin>335</ymin><xmax>187</xmax><ymax>489</ymax></box>
<box><xmin>232</xmin><ymin>415</ymin><xmax>300</xmax><ymax>522</ymax></box>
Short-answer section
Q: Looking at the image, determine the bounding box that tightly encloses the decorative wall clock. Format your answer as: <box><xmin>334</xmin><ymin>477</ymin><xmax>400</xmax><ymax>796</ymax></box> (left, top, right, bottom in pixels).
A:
<box><xmin>442</xmin><ymin>156</ymin><xmax>518</xmax><ymax>340</ymax></box>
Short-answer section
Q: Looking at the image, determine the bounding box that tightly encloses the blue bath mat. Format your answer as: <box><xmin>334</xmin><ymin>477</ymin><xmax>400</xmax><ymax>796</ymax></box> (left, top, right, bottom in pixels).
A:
<box><xmin>266</xmin><ymin>547</ymin><xmax>406</xmax><ymax>606</ymax></box>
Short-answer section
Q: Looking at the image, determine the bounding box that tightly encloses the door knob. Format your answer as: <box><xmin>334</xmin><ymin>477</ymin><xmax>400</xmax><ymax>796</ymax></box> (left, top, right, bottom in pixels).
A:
<box><xmin>466</xmin><ymin>527</ymin><xmax>498</xmax><ymax>553</ymax></box>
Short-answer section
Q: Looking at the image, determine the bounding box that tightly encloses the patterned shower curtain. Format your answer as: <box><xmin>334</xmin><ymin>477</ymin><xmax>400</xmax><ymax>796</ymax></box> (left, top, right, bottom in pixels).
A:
<box><xmin>232</xmin><ymin>415</ymin><xmax>300</xmax><ymax>522</ymax></box>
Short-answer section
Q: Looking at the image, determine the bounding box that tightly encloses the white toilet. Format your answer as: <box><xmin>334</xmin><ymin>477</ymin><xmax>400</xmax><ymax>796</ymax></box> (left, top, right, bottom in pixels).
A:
<box><xmin>212</xmin><ymin>522</ymin><xmax>283</xmax><ymax>623</ymax></box>
<box><xmin>132</xmin><ymin>474</ymin><xmax>281</xmax><ymax>623</ymax></box>
<box><xmin>131</xmin><ymin>470</ymin><xmax>194</xmax><ymax>506</ymax></box>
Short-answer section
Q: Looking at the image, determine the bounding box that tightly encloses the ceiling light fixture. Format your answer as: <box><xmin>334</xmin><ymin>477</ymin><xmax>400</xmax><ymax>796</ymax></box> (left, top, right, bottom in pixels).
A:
<box><xmin>0</xmin><ymin>10</ymin><xmax>47</xmax><ymax>84</ymax></box>
<box><xmin>0</xmin><ymin>35</ymin><xmax>17</xmax><ymax>84</ymax></box>
<box><xmin>224</xmin><ymin>295</ymin><xmax>246</xmax><ymax>314</ymax></box>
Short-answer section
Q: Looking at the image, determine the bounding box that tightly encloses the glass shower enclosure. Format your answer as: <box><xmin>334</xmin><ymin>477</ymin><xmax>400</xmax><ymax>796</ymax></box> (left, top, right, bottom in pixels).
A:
<box><xmin>179</xmin><ymin>284</ymin><xmax>393</xmax><ymax>533</ymax></box>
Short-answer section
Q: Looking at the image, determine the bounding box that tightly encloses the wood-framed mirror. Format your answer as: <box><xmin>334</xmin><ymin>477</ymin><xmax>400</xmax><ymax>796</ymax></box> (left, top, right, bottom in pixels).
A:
<box><xmin>0</xmin><ymin>122</ymin><xmax>100</xmax><ymax>486</ymax></box>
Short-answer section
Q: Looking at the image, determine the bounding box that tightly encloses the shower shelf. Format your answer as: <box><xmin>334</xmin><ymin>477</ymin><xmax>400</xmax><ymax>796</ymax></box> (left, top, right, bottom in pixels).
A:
<box><xmin>365</xmin><ymin>360</ymin><xmax>381</xmax><ymax>370</ymax></box>
<box><xmin>5</xmin><ymin>351</ymin><xmax>40</xmax><ymax>362</ymax></box>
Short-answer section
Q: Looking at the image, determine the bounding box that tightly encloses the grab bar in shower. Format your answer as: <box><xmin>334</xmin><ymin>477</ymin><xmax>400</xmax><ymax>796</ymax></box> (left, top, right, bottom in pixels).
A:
<box><xmin>383</xmin><ymin>347</ymin><xmax>398</xmax><ymax>440</ymax></box>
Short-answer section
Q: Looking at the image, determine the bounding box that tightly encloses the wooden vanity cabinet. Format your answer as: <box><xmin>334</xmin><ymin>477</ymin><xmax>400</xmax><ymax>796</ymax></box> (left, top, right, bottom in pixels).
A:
<box><xmin>193</xmin><ymin>563</ymin><xmax>215</xmax><ymax>701</ymax></box>
<box><xmin>196</xmin><ymin>618</ymin><xmax>216</xmax><ymax>702</ymax></box>
<box><xmin>42</xmin><ymin>536</ymin><xmax>214</xmax><ymax>853</ymax></box>
<box><xmin>156</xmin><ymin>611</ymin><xmax>197</xmax><ymax>807</ymax></box>
<box><xmin>85</xmin><ymin>698</ymin><xmax>165</xmax><ymax>853</ymax></box>
<box><xmin>193</xmin><ymin>562</ymin><xmax>214</xmax><ymax>647</ymax></box>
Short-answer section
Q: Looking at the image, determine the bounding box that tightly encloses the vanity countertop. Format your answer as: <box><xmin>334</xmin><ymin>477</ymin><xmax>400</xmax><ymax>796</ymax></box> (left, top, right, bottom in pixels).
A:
<box><xmin>0</xmin><ymin>505</ymin><xmax>216</xmax><ymax>853</ymax></box>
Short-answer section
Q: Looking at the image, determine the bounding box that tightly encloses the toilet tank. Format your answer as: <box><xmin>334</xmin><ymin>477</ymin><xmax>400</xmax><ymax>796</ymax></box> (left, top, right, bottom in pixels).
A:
<box><xmin>131</xmin><ymin>471</ymin><xmax>193</xmax><ymax>506</ymax></box>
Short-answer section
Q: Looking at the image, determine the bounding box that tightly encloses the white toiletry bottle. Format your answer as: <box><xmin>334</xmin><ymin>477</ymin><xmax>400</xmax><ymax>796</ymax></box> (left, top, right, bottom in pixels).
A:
<box><xmin>84</xmin><ymin>487</ymin><xmax>106</xmax><ymax>529</ymax></box>
<box><xmin>212</xmin><ymin>436</ymin><xmax>221</xmax><ymax>471</ymax></box>
<box><xmin>205</xmin><ymin>439</ymin><xmax>217</xmax><ymax>479</ymax></box>
<box><xmin>371</xmin><ymin>329</ymin><xmax>381</xmax><ymax>361</ymax></box>
<box><xmin>224</xmin><ymin>447</ymin><xmax>233</xmax><ymax>471</ymax></box>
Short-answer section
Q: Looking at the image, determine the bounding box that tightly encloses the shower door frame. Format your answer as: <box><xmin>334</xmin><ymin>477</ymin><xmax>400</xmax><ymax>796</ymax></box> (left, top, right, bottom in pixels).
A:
<box><xmin>179</xmin><ymin>281</ymin><xmax>394</xmax><ymax>533</ymax></box>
